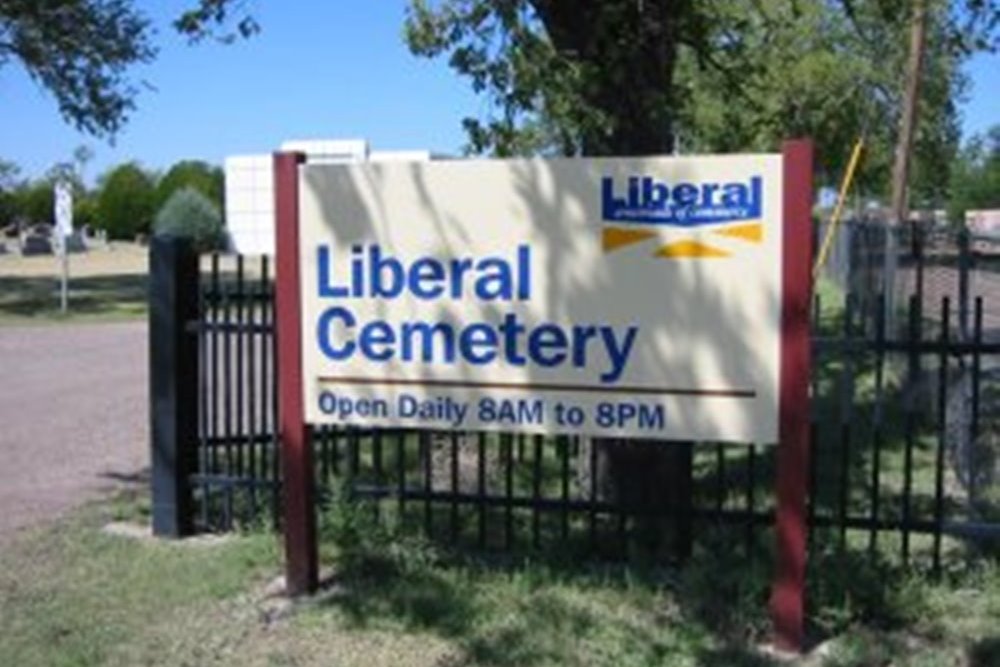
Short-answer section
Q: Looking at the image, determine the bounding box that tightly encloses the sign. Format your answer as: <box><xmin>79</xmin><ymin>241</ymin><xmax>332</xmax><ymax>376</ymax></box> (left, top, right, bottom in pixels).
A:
<box><xmin>297</xmin><ymin>155</ymin><xmax>784</xmax><ymax>442</ymax></box>
<box><xmin>54</xmin><ymin>181</ymin><xmax>73</xmax><ymax>240</ymax></box>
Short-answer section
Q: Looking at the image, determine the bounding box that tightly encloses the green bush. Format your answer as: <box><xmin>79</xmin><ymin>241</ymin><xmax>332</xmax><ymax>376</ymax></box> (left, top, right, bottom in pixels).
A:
<box><xmin>153</xmin><ymin>186</ymin><xmax>224</xmax><ymax>252</ymax></box>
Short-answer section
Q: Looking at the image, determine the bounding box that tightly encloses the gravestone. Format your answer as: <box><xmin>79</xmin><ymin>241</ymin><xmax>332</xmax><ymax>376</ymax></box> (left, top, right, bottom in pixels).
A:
<box><xmin>21</xmin><ymin>234</ymin><xmax>53</xmax><ymax>256</ymax></box>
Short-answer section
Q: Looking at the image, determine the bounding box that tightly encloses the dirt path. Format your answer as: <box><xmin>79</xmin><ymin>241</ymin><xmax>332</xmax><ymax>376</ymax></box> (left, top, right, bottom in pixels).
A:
<box><xmin>0</xmin><ymin>322</ymin><xmax>148</xmax><ymax>544</ymax></box>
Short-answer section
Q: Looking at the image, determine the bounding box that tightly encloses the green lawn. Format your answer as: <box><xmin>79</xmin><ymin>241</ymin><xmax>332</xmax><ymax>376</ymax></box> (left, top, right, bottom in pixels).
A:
<box><xmin>0</xmin><ymin>244</ymin><xmax>150</xmax><ymax>323</ymax></box>
<box><xmin>1</xmin><ymin>493</ymin><xmax>997</xmax><ymax>667</ymax></box>
<box><xmin>0</xmin><ymin>273</ymin><xmax>148</xmax><ymax>323</ymax></box>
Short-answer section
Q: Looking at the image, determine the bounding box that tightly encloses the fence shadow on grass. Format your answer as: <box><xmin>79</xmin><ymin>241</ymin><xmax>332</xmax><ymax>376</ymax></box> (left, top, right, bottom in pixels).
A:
<box><xmin>313</xmin><ymin>497</ymin><xmax>935</xmax><ymax>667</ymax></box>
<box><xmin>319</xmin><ymin>513</ymin><xmax>760</xmax><ymax>665</ymax></box>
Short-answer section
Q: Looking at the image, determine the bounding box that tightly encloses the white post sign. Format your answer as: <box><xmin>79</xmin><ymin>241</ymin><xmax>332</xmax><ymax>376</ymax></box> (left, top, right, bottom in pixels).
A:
<box><xmin>54</xmin><ymin>181</ymin><xmax>73</xmax><ymax>312</ymax></box>
<box><xmin>297</xmin><ymin>155</ymin><xmax>784</xmax><ymax>442</ymax></box>
<box><xmin>54</xmin><ymin>181</ymin><xmax>73</xmax><ymax>240</ymax></box>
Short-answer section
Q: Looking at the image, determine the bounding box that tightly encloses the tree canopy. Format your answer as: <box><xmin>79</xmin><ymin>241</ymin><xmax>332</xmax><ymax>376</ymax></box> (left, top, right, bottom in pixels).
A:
<box><xmin>948</xmin><ymin>124</ymin><xmax>1000</xmax><ymax>222</ymax></box>
<box><xmin>0</xmin><ymin>0</ymin><xmax>256</xmax><ymax>138</ymax></box>
<box><xmin>670</xmin><ymin>0</ymin><xmax>969</xmax><ymax>200</ymax></box>
<box><xmin>0</xmin><ymin>156</ymin><xmax>227</xmax><ymax>233</ymax></box>
<box><xmin>154</xmin><ymin>160</ymin><xmax>224</xmax><ymax>213</ymax></box>
<box><xmin>96</xmin><ymin>161</ymin><xmax>155</xmax><ymax>239</ymax></box>
<box><xmin>404</xmin><ymin>0</ymin><xmax>997</xmax><ymax>194</ymax></box>
<box><xmin>1</xmin><ymin>0</ymin><xmax>155</xmax><ymax>137</ymax></box>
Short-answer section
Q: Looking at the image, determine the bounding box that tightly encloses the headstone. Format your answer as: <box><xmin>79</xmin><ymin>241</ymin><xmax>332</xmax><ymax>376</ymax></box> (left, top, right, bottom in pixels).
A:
<box><xmin>29</xmin><ymin>223</ymin><xmax>53</xmax><ymax>238</ymax></box>
<box><xmin>21</xmin><ymin>234</ymin><xmax>54</xmax><ymax>256</ymax></box>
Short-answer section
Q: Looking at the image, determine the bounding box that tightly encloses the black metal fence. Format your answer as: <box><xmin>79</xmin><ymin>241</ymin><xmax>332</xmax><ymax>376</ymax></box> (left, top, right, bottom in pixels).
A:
<box><xmin>149</xmin><ymin>229</ymin><xmax>1000</xmax><ymax>573</ymax></box>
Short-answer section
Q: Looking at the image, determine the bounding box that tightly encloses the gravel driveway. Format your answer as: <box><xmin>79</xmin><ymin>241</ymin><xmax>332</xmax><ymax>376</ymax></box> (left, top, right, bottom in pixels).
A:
<box><xmin>0</xmin><ymin>322</ymin><xmax>148</xmax><ymax>544</ymax></box>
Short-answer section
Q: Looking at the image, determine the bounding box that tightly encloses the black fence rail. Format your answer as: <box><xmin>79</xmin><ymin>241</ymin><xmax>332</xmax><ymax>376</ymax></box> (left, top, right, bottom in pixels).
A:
<box><xmin>149</xmin><ymin>235</ymin><xmax>1000</xmax><ymax>573</ymax></box>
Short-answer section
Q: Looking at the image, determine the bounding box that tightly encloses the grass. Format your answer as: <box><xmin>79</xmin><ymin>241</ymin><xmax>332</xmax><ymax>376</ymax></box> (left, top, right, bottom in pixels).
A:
<box><xmin>0</xmin><ymin>493</ymin><xmax>279</xmax><ymax>666</ymax></box>
<box><xmin>0</xmin><ymin>273</ymin><xmax>149</xmax><ymax>322</ymax></box>
<box><xmin>2</xmin><ymin>491</ymin><xmax>998</xmax><ymax>667</ymax></box>
<box><xmin>0</xmin><ymin>242</ymin><xmax>258</xmax><ymax>324</ymax></box>
<box><xmin>0</xmin><ymin>243</ymin><xmax>150</xmax><ymax>323</ymax></box>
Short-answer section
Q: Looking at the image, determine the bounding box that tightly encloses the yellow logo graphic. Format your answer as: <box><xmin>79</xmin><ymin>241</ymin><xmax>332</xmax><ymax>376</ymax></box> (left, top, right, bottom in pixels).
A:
<box><xmin>602</xmin><ymin>221</ymin><xmax>763</xmax><ymax>259</ymax></box>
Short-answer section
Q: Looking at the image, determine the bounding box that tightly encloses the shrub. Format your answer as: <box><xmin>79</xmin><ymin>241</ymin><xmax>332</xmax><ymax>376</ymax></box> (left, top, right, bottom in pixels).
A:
<box><xmin>153</xmin><ymin>186</ymin><xmax>224</xmax><ymax>252</ymax></box>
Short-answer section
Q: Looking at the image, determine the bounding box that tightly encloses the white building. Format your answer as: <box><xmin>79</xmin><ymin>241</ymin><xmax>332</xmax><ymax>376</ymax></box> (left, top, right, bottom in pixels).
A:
<box><xmin>224</xmin><ymin>139</ymin><xmax>431</xmax><ymax>255</ymax></box>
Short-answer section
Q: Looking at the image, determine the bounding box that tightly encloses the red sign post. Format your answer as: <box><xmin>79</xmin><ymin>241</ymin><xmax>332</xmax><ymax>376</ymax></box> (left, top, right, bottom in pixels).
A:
<box><xmin>770</xmin><ymin>139</ymin><xmax>814</xmax><ymax>652</ymax></box>
<box><xmin>274</xmin><ymin>152</ymin><xmax>319</xmax><ymax>595</ymax></box>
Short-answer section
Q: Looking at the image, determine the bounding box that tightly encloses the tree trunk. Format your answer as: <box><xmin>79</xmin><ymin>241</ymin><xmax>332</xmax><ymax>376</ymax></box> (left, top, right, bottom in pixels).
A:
<box><xmin>885</xmin><ymin>0</ymin><xmax>928</xmax><ymax>334</ymax></box>
<box><xmin>534</xmin><ymin>0</ymin><xmax>682</xmax><ymax>155</ymax></box>
<box><xmin>537</xmin><ymin>0</ymin><xmax>693</xmax><ymax>560</ymax></box>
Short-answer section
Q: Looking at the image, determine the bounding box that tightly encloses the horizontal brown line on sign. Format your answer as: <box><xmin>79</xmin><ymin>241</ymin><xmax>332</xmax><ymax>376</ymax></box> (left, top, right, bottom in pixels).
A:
<box><xmin>316</xmin><ymin>376</ymin><xmax>756</xmax><ymax>399</ymax></box>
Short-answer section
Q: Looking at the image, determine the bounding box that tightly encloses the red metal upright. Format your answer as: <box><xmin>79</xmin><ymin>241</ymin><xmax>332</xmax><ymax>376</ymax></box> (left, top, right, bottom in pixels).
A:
<box><xmin>770</xmin><ymin>139</ymin><xmax>814</xmax><ymax>652</ymax></box>
<box><xmin>273</xmin><ymin>151</ymin><xmax>318</xmax><ymax>595</ymax></box>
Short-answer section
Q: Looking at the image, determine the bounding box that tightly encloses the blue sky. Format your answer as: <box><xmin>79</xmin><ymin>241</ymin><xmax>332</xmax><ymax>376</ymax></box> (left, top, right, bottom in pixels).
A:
<box><xmin>1</xmin><ymin>1</ymin><xmax>997</xmax><ymax>184</ymax></box>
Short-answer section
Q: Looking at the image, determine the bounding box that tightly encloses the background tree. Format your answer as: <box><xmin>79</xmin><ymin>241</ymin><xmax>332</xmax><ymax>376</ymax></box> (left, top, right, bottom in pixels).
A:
<box><xmin>672</xmin><ymin>0</ymin><xmax>966</xmax><ymax>201</ymax></box>
<box><xmin>0</xmin><ymin>158</ymin><xmax>21</xmax><ymax>228</ymax></box>
<box><xmin>948</xmin><ymin>125</ymin><xmax>1000</xmax><ymax>224</ymax></box>
<box><xmin>155</xmin><ymin>160</ymin><xmax>224</xmax><ymax>213</ymax></box>
<box><xmin>12</xmin><ymin>179</ymin><xmax>56</xmax><ymax>226</ymax></box>
<box><xmin>73</xmin><ymin>194</ymin><xmax>99</xmax><ymax>231</ymax></box>
<box><xmin>96</xmin><ymin>161</ymin><xmax>155</xmax><ymax>239</ymax></box>
<box><xmin>0</xmin><ymin>157</ymin><xmax>101</xmax><ymax>231</ymax></box>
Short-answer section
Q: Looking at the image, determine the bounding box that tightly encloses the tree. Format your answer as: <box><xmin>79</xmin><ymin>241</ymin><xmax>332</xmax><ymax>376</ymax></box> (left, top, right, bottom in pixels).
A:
<box><xmin>404</xmin><ymin>1</ymin><xmax>996</xmax><ymax>192</ymax></box>
<box><xmin>12</xmin><ymin>179</ymin><xmax>57</xmax><ymax>226</ymax></box>
<box><xmin>948</xmin><ymin>125</ymin><xmax>1000</xmax><ymax>223</ymax></box>
<box><xmin>1</xmin><ymin>0</ymin><xmax>156</xmax><ymax>137</ymax></box>
<box><xmin>155</xmin><ymin>160</ymin><xmax>224</xmax><ymax>213</ymax></box>
<box><xmin>96</xmin><ymin>162</ymin><xmax>155</xmax><ymax>239</ymax></box>
<box><xmin>1</xmin><ymin>158</ymin><xmax>98</xmax><ymax>229</ymax></box>
<box><xmin>1</xmin><ymin>1</ymin><xmax>259</xmax><ymax>138</ymax></box>
<box><xmin>173</xmin><ymin>0</ymin><xmax>259</xmax><ymax>44</ymax></box>
<box><xmin>405</xmin><ymin>0</ymin><xmax>700</xmax><ymax>156</ymax></box>
<box><xmin>0</xmin><ymin>158</ymin><xmax>21</xmax><ymax>227</ymax></box>
<box><xmin>73</xmin><ymin>193</ymin><xmax>99</xmax><ymax>230</ymax></box>
<box><xmin>672</xmin><ymin>0</ymin><xmax>966</xmax><ymax>200</ymax></box>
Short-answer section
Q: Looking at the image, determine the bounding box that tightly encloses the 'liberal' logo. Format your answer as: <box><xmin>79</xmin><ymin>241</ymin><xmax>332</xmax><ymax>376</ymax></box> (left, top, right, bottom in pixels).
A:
<box><xmin>602</xmin><ymin>175</ymin><xmax>762</xmax><ymax>226</ymax></box>
<box><xmin>600</xmin><ymin>174</ymin><xmax>765</xmax><ymax>258</ymax></box>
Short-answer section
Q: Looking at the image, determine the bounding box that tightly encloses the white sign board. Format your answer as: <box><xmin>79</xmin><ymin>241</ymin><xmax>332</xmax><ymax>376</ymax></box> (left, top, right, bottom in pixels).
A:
<box><xmin>54</xmin><ymin>181</ymin><xmax>73</xmax><ymax>239</ymax></box>
<box><xmin>298</xmin><ymin>155</ymin><xmax>784</xmax><ymax>442</ymax></box>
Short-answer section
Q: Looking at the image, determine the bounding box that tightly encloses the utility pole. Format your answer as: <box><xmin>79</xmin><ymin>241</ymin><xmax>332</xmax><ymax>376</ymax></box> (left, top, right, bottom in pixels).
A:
<box><xmin>885</xmin><ymin>0</ymin><xmax>928</xmax><ymax>330</ymax></box>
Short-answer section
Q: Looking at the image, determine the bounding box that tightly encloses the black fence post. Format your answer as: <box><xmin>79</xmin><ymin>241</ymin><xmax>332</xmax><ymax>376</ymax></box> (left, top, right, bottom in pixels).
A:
<box><xmin>958</xmin><ymin>226</ymin><xmax>971</xmax><ymax>340</ymax></box>
<box><xmin>150</xmin><ymin>235</ymin><xmax>200</xmax><ymax>537</ymax></box>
